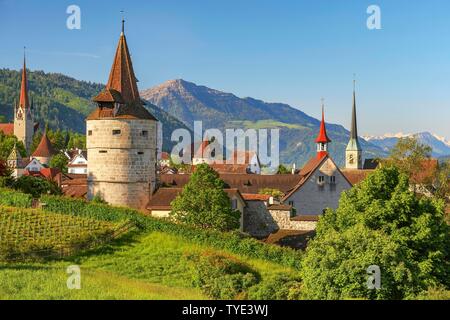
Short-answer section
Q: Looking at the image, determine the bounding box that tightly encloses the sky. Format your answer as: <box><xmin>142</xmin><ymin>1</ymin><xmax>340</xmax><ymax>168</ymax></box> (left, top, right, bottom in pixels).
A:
<box><xmin>1</xmin><ymin>0</ymin><xmax>450</xmax><ymax>139</ymax></box>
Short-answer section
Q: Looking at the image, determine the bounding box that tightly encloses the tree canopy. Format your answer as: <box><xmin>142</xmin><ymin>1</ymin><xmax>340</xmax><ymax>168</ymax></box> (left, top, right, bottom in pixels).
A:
<box><xmin>170</xmin><ymin>163</ymin><xmax>240</xmax><ymax>231</ymax></box>
<box><xmin>301</xmin><ymin>166</ymin><xmax>449</xmax><ymax>299</ymax></box>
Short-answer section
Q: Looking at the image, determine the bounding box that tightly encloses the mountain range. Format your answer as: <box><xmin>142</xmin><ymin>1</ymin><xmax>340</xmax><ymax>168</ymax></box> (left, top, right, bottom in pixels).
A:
<box><xmin>141</xmin><ymin>79</ymin><xmax>386</xmax><ymax>166</ymax></box>
<box><xmin>363</xmin><ymin>132</ymin><xmax>450</xmax><ymax>159</ymax></box>
<box><xmin>2</xmin><ymin>69</ymin><xmax>448</xmax><ymax>166</ymax></box>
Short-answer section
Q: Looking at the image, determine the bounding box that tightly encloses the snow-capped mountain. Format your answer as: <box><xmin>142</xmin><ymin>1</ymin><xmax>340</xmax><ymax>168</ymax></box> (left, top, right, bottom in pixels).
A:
<box><xmin>363</xmin><ymin>132</ymin><xmax>450</xmax><ymax>158</ymax></box>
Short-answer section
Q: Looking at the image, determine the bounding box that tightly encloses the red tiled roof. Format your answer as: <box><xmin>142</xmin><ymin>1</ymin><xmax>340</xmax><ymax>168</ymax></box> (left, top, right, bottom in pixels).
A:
<box><xmin>0</xmin><ymin>123</ymin><xmax>14</xmax><ymax>135</ymax></box>
<box><xmin>160</xmin><ymin>173</ymin><xmax>302</xmax><ymax>195</ymax></box>
<box><xmin>241</xmin><ymin>193</ymin><xmax>271</xmax><ymax>201</ymax></box>
<box><xmin>210</xmin><ymin>163</ymin><xmax>249</xmax><ymax>174</ymax></box>
<box><xmin>19</xmin><ymin>56</ymin><xmax>30</xmax><ymax>108</ymax></box>
<box><xmin>32</xmin><ymin>133</ymin><xmax>56</xmax><ymax>158</ymax></box>
<box><xmin>89</xmin><ymin>28</ymin><xmax>156</xmax><ymax>121</ymax></box>
<box><xmin>315</xmin><ymin>107</ymin><xmax>331</xmax><ymax>143</ymax></box>
<box><xmin>341</xmin><ymin>169</ymin><xmax>374</xmax><ymax>185</ymax></box>
<box><xmin>161</xmin><ymin>152</ymin><xmax>170</xmax><ymax>160</ymax></box>
<box><xmin>410</xmin><ymin>159</ymin><xmax>438</xmax><ymax>184</ymax></box>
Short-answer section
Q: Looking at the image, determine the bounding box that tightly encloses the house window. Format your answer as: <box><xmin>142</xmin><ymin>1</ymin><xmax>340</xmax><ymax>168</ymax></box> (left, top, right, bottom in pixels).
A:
<box><xmin>318</xmin><ymin>176</ymin><xmax>325</xmax><ymax>183</ymax></box>
<box><xmin>137</xmin><ymin>151</ymin><xmax>144</xmax><ymax>155</ymax></box>
<box><xmin>112</xmin><ymin>129</ymin><xmax>121</xmax><ymax>135</ymax></box>
<box><xmin>231</xmin><ymin>199</ymin><xmax>238</xmax><ymax>210</ymax></box>
<box><xmin>99</xmin><ymin>150</ymin><xmax>107</xmax><ymax>154</ymax></box>
<box><xmin>141</xmin><ymin>130</ymin><xmax>148</xmax><ymax>137</ymax></box>
<box><xmin>330</xmin><ymin>176</ymin><xmax>336</xmax><ymax>184</ymax></box>
<box><xmin>288</xmin><ymin>201</ymin><xmax>294</xmax><ymax>207</ymax></box>
<box><xmin>88</xmin><ymin>130</ymin><xmax>92</xmax><ymax>136</ymax></box>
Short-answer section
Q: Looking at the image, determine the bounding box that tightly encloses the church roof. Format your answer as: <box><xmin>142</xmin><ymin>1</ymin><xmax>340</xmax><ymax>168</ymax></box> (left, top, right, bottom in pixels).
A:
<box><xmin>32</xmin><ymin>132</ymin><xmax>56</xmax><ymax>158</ymax></box>
<box><xmin>0</xmin><ymin>123</ymin><xmax>14</xmax><ymax>135</ymax></box>
<box><xmin>315</xmin><ymin>106</ymin><xmax>331</xmax><ymax>143</ymax></box>
<box><xmin>88</xmin><ymin>21</ymin><xmax>156</xmax><ymax>121</ymax></box>
<box><xmin>19</xmin><ymin>55</ymin><xmax>30</xmax><ymax>109</ymax></box>
<box><xmin>346</xmin><ymin>83</ymin><xmax>362</xmax><ymax>151</ymax></box>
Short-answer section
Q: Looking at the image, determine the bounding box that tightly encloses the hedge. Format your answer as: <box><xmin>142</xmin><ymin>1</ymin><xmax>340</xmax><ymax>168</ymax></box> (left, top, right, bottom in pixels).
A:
<box><xmin>2</xmin><ymin>190</ymin><xmax>303</xmax><ymax>269</ymax></box>
<box><xmin>0</xmin><ymin>188</ymin><xmax>32</xmax><ymax>208</ymax></box>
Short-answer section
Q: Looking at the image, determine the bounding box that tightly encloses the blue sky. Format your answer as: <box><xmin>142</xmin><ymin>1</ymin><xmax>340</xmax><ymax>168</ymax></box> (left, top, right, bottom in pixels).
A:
<box><xmin>1</xmin><ymin>0</ymin><xmax>450</xmax><ymax>139</ymax></box>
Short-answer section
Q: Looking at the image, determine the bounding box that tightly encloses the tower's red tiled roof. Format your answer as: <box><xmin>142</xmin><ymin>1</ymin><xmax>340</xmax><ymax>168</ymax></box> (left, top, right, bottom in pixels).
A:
<box><xmin>32</xmin><ymin>133</ymin><xmax>56</xmax><ymax>158</ymax></box>
<box><xmin>315</xmin><ymin>107</ymin><xmax>331</xmax><ymax>144</ymax></box>
<box><xmin>0</xmin><ymin>123</ymin><xmax>14</xmax><ymax>135</ymax></box>
<box><xmin>19</xmin><ymin>56</ymin><xmax>30</xmax><ymax>109</ymax></box>
<box><xmin>88</xmin><ymin>24</ymin><xmax>156</xmax><ymax>121</ymax></box>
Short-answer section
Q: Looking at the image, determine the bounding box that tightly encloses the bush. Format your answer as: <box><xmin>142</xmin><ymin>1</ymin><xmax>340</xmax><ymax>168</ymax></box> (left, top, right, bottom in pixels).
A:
<box><xmin>247</xmin><ymin>274</ymin><xmax>302</xmax><ymax>300</ymax></box>
<box><xmin>13</xmin><ymin>175</ymin><xmax>62</xmax><ymax>198</ymax></box>
<box><xmin>188</xmin><ymin>252</ymin><xmax>259</xmax><ymax>299</ymax></box>
<box><xmin>0</xmin><ymin>188</ymin><xmax>32</xmax><ymax>207</ymax></box>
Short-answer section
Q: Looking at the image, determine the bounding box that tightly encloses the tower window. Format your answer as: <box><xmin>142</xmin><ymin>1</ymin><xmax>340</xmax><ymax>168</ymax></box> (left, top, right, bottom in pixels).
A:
<box><xmin>88</xmin><ymin>130</ymin><xmax>92</xmax><ymax>136</ymax></box>
<box><xmin>330</xmin><ymin>176</ymin><xmax>336</xmax><ymax>184</ymax></box>
<box><xmin>112</xmin><ymin>129</ymin><xmax>121</xmax><ymax>135</ymax></box>
<box><xmin>137</xmin><ymin>151</ymin><xmax>144</xmax><ymax>155</ymax></box>
<box><xmin>318</xmin><ymin>176</ymin><xmax>325</xmax><ymax>183</ymax></box>
<box><xmin>141</xmin><ymin>130</ymin><xmax>148</xmax><ymax>137</ymax></box>
<box><xmin>99</xmin><ymin>150</ymin><xmax>107</xmax><ymax>154</ymax></box>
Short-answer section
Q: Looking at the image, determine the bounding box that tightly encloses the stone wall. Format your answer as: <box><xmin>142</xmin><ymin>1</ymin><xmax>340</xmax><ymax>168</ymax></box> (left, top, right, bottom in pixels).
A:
<box><xmin>243</xmin><ymin>201</ymin><xmax>317</xmax><ymax>238</ymax></box>
<box><xmin>86</xmin><ymin>118</ymin><xmax>158</xmax><ymax>209</ymax></box>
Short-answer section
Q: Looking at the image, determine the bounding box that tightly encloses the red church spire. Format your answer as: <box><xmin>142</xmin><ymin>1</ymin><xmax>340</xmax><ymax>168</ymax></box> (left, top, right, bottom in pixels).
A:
<box><xmin>315</xmin><ymin>101</ymin><xmax>331</xmax><ymax>159</ymax></box>
<box><xmin>19</xmin><ymin>50</ymin><xmax>30</xmax><ymax>109</ymax></box>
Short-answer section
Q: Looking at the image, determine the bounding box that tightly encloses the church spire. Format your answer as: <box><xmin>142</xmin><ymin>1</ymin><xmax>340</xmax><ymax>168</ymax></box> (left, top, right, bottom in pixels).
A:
<box><xmin>345</xmin><ymin>78</ymin><xmax>362</xmax><ymax>169</ymax></box>
<box><xmin>350</xmin><ymin>79</ymin><xmax>358</xmax><ymax>140</ymax></box>
<box><xmin>19</xmin><ymin>48</ymin><xmax>30</xmax><ymax>109</ymax></box>
<box><xmin>315</xmin><ymin>100</ymin><xmax>331</xmax><ymax>159</ymax></box>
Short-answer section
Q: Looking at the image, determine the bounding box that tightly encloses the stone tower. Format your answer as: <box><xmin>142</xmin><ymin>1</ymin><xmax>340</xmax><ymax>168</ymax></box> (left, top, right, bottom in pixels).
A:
<box><xmin>86</xmin><ymin>20</ymin><xmax>158</xmax><ymax>209</ymax></box>
<box><xmin>345</xmin><ymin>81</ymin><xmax>362</xmax><ymax>169</ymax></box>
<box><xmin>14</xmin><ymin>54</ymin><xmax>34</xmax><ymax>153</ymax></box>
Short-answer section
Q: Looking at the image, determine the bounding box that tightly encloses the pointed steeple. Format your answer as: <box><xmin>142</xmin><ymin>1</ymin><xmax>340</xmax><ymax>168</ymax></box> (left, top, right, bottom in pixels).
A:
<box><xmin>346</xmin><ymin>80</ymin><xmax>362</xmax><ymax>152</ymax></box>
<box><xmin>90</xmin><ymin>20</ymin><xmax>156</xmax><ymax>120</ymax></box>
<box><xmin>315</xmin><ymin>100</ymin><xmax>331</xmax><ymax>159</ymax></box>
<box><xmin>315</xmin><ymin>101</ymin><xmax>331</xmax><ymax>144</ymax></box>
<box><xmin>19</xmin><ymin>50</ymin><xmax>30</xmax><ymax>109</ymax></box>
<box><xmin>350</xmin><ymin>80</ymin><xmax>358</xmax><ymax>140</ymax></box>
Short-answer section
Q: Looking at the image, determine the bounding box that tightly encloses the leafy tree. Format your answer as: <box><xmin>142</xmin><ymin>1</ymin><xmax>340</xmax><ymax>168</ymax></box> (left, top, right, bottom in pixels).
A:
<box><xmin>0</xmin><ymin>132</ymin><xmax>26</xmax><ymax>160</ymax></box>
<box><xmin>12</xmin><ymin>175</ymin><xmax>62</xmax><ymax>198</ymax></box>
<box><xmin>258</xmin><ymin>188</ymin><xmax>284</xmax><ymax>201</ymax></box>
<box><xmin>434</xmin><ymin>159</ymin><xmax>450</xmax><ymax>200</ymax></box>
<box><xmin>49</xmin><ymin>153</ymin><xmax>68</xmax><ymax>173</ymax></box>
<box><xmin>301</xmin><ymin>166</ymin><xmax>449</xmax><ymax>300</ymax></box>
<box><xmin>384</xmin><ymin>137</ymin><xmax>432</xmax><ymax>180</ymax></box>
<box><xmin>277</xmin><ymin>164</ymin><xmax>290</xmax><ymax>174</ymax></box>
<box><xmin>170</xmin><ymin>163</ymin><xmax>240</xmax><ymax>231</ymax></box>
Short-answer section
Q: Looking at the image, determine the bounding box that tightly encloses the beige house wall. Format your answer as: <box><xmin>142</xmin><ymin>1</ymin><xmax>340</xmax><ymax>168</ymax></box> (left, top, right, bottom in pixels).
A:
<box><xmin>285</xmin><ymin>158</ymin><xmax>352</xmax><ymax>216</ymax></box>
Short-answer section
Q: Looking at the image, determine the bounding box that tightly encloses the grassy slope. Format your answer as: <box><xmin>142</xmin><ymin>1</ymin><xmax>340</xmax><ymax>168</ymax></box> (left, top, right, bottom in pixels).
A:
<box><xmin>0</xmin><ymin>230</ymin><xmax>297</xmax><ymax>300</ymax></box>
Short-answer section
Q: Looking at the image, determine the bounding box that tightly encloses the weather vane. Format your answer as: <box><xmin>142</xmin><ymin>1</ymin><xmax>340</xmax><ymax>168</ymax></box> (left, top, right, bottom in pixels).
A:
<box><xmin>120</xmin><ymin>10</ymin><xmax>125</xmax><ymax>33</ymax></box>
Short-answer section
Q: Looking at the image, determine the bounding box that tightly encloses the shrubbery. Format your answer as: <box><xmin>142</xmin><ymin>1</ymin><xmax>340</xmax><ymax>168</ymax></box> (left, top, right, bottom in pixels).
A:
<box><xmin>0</xmin><ymin>188</ymin><xmax>32</xmax><ymax>207</ymax></box>
<box><xmin>247</xmin><ymin>274</ymin><xmax>302</xmax><ymax>300</ymax></box>
<box><xmin>187</xmin><ymin>252</ymin><xmax>259</xmax><ymax>299</ymax></box>
<box><xmin>13</xmin><ymin>175</ymin><xmax>62</xmax><ymax>198</ymax></box>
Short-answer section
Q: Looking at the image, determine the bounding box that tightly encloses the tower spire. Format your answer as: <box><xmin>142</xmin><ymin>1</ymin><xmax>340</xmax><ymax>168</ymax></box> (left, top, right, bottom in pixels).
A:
<box><xmin>345</xmin><ymin>77</ymin><xmax>362</xmax><ymax>169</ymax></box>
<box><xmin>315</xmin><ymin>99</ymin><xmax>331</xmax><ymax>159</ymax></box>
<box><xmin>350</xmin><ymin>78</ymin><xmax>358</xmax><ymax>140</ymax></box>
<box><xmin>121</xmin><ymin>10</ymin><xmax>125</xmax><ymax>34</ymax></box>
<box><xmin>19</xmin><ymin>47</ymin><xmax>30</xmax><ymax>109</ymax></box>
